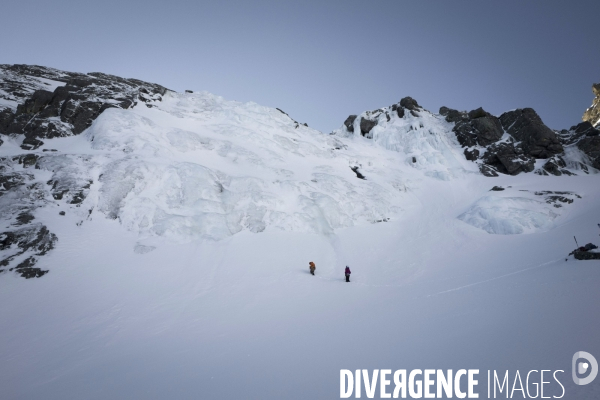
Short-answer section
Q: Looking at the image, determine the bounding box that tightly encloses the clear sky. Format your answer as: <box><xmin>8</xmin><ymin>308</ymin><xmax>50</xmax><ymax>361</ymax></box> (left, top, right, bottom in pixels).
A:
<box><xmin>2</xmin><ymin>0</ymin><xmax>599</xmax><ymax>133</ymax></box>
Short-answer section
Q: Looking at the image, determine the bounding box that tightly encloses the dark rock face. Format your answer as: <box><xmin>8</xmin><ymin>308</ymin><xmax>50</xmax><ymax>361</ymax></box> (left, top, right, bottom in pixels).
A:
<box><xmin>444</xmin><ymin>105</ymin><xmax>569</xmax><ymax>177</ymax></box>
<box><xmin>15</xmin><ymin>212</ymin><xmax>35</xmax><ymax>225</ymax></box>
<box><xmin>0</xmin><ymin>224</ymin><xmax>56</xmax><ymax>278</ymax></box>
<box><xmin>573</xmin><ymin>250</ymin><xmax>600</xmax><ymax>260</ymax></box>
<box><xmin>557</xmin><ymin>121</ymin><xmax>600</xmax><ymax>146</ymax></box>
<box><xmin>0</xmin><ymin>64</ymin><xmax>169</xmax><ymax>147</ymax></box>
<box><xmin>499</xmin><ymin>108</ymin><xmax>563</xmax><ymax>158</ymax></box>
<box><xmin>399</xmin><ymin>97</ymin><xmax>420</xmax><ymax>111</ymax></box>
<box><xmin>553</xmin><ymin>121</ymin><xmax>600</xmax><ymax>172</ymax></box>
<box><xmin>391</xmin><ymin>104</ymin><xmax>405</xmax><ymax>118</ymax></box>
<box><xmin>577</xmin><ymin>135</ymin><xmax>600</xmax><ymax>169</ymax></box>
<box><xmin>452</xmin><ymin>107</ymin><xmax>504</xmax><ymax>147</ymax></box>
<box><xmin>541</xmin><ymin>156</ymin><xmax>567</xmax><ymax>176</ymax></box>
<box><xmin>359</xmin><ymin>117</ymin><xmax>377</xmax><ymax>137</ymax></box>
<box><xmin>571</xmin><ymin>121</ymin><xmax>599</xmax><ymax>138</ymax></box>
<box><xmin>344</xmin><ymin>115</ymin><xmax>357</xmax><ymax>132</ymax></box>
<box><xmin>463</xmin><ymin>148</ymin><xmax>479</xmax><ymax>161</ymax></box>
<box><xmin>481</xmin><ymin>142</ymin><xmax>535</xmax><ymax>175</ymax></box>
<box><xmin>396</xmin><ymin>106</ymin><xmax>405</xmax><ymax>118</ymax></box>
<box><xmin>439</xmin><ymin>106</ymin><xmax>467</xmax><ymax>123</ymax></box>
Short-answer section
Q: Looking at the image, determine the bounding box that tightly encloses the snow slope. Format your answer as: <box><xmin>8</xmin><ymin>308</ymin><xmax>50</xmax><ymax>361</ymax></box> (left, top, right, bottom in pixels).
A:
<box><xmin>1</xmin><ymin>90</ymin><xmax>600</xmax><ymax>399</ymax></box>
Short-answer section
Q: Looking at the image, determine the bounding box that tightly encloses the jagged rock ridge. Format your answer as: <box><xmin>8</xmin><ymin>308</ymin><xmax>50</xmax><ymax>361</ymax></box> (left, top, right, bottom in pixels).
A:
<box><xmin>336</xmin><ymin>96</ymin><xmax>599</xmax><ymax>177</ymax></box>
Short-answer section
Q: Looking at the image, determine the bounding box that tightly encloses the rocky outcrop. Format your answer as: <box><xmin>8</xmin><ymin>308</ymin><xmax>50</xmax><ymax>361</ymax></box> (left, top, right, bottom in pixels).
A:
<box><xmin>342</xmin><ymin>83</ymin><xmax>599</xmax><ymax>177</ymax></box>
<box><xmin>344</xmin><ymin>115</ymin><xmax>357</xmax><ymax>133</ymax></box>
<box><xmin>554</xmin><ymin>121</ymin><xmax>600</xmax><ymax>171</ymax></box>
<box><xmin>582</xmin><ymin>83</ymin><xmax>600</xmax><ymax>128</ymax></box>
<box><xmin>558</xmin><ymin>121</ymin><xmax>600</xmax><ymax>145</ymax></box>
<box><xmin>0</xmin><ymin>156</ymin><xmax>49</xmax><ymax>278</ymax></box>
<box><xmin>440</xmin><ymin>104</ymin><xmax>569</xmax><ymax>176</ymax></box>
<box><xmin>359</xmin><ymin>117</ymin><xmax>377</xmax><ymax>136</ymax></box>
<box><xmin>481</xmin><ymin>142</ymin><xmax>535</xmax><ymax>175</ymax></box>
<box><xmin>0</xmin><ymin>151</ymin><xmax>95</xmax><ymax>278</ymax></box>
<box><xmin>442</xmin><ymin>106</ymin><xmax>504</xmax><ymax>147</ymax></box>
<box><xmin>340</xmin><ymin>97</ymin><xmax>420</xmax><ymax>138</ymax></box>
<box><xmin>577</xmin><ymin>135</ymin><xmax>600</xmax><ymax>169</ymax></box>
<box><xmin>539</xmin><ymin>156</ymin><xmax>571</xmax><ymax>176</ymax></box>
<box><xmin>0</xmin><ymin>224</ymin><xmax>57</xmax><ymax>278</ymax></box>
<box><xmin>399</xmin><ymin>96</ymin><xmax>421</xmax><ymax>111</ymax></box>
<box><xmin>573</xmin><ymin>250</ymin><xmax>600</xmax><ymax>260</ymax></box>
<box><xmin>499</xmin><ymin>108</ymin><xmax>563</xmax><ymax>158</ymax></box>
<box><xmin>0</xmin><ymin>64</ymin><xmax>168</xmax><ymax>149</ymax></box>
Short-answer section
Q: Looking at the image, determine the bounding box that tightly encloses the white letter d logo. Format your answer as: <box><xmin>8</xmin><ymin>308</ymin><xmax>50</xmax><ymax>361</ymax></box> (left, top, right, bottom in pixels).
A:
<box><xmin>572</xmin><ymin>351</ymin><xmax>598</xmax><ymax>385</ymax></box>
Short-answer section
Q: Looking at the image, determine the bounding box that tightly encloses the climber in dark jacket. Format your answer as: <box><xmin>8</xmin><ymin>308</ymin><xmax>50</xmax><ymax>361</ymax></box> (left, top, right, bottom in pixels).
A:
<box><xmin>309</xmin><ymin>261</ymin><xmax>316</xmax><ymax>275</ymax></box>
<box><xmin>345</xmin><ymin>266</ymin><xmax>351</xmax><ymax>282</ymax></box>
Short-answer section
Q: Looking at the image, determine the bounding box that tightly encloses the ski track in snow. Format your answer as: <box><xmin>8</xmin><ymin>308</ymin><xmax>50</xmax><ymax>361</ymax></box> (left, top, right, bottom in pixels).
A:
<box><xmin>428</xmin><ymin>258</ymin><xmax>562</xmax><ymax>296</ymax></box>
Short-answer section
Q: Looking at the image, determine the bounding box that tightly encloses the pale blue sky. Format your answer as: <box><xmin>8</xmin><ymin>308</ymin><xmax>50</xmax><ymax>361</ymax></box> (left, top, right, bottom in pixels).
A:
<box><xmin>2</xmin><ymin>0</ymin><xmax>599</xmax><ymax>132</ymax></box>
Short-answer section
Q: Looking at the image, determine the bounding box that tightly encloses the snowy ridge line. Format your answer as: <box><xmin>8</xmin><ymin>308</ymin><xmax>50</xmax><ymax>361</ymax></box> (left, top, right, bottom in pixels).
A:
<box><xmin>427</xmin><ymin>258</ymin><xmax>562</xmax><ymax>297</ymax></box>
<box><xmin>333</xmin><ymin>96</ymin><xmax>600</xmax><ymax>178</ymax></box>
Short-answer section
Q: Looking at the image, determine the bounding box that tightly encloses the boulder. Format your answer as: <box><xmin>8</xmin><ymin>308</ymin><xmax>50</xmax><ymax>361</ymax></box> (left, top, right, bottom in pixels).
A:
<box><xmin>560</xmin><ymin>121</ymin><xmax>600</xmax><ymax>146</ymax></box>
<box><xmin>360</xmin><ymin>117</ymin><xmax>377</xmax><ymax>137</ymax></box>
<box><xmin>20</xmin><ymin>137</ymin><xmax>44</xmax><ymax>150</ymax></box>
<box><xmin>396</xmin><ymin>106</ymin><xmax>405</xmax><ymax>118</ymax></box>
<box><xmin>400</xmin><ymin>96</ymin><xmax>420</xmax><ymax>111</ymax></box>
<box><xmin>440</xmin><ymin>107</ymin><xmax>467</xmax><ymax>123</ymax></box>
<box><xmin>572</xmin><ymin>121</ymin><xmax>599</xmax><ymax>136</ymax></box>
<box><xmin>463</xmin><ymin>148</ymin><xmax>479</xmax><ymax>161</ymax></box>
<box><xmin>344</xmin><ymin>115</ymin><xmax>357</xmax><ymax>132</ymax></box>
